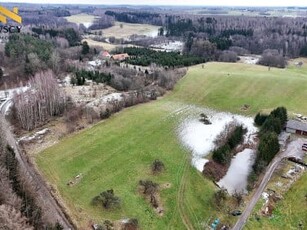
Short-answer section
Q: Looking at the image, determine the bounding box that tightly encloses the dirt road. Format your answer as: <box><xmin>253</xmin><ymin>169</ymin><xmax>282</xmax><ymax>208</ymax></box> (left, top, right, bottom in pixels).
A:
<box><xmin>232</xmin><ymin>139</ymin><xmax>305</xmax><ymax>230</ymax></box>
<box><xmin>0</xmin><ymin>113</ymin><xmax>74</xmax><ymax>229</ymax></box>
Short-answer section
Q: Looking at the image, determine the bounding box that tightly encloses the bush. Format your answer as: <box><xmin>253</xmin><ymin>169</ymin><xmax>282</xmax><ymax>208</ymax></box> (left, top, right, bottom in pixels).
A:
<box><xmin>151</xmin><ymin>159</ymin><xmax>165</xmax><ymax>174</ymax></box>
<box><xmin>202</xmin><ymin>161</ymin><xmax>227</xmax><ymax>181</ymax></box>
<box><xmin>218</xmin><ymin>50</ymin><xmax>238</xmax><ymax>63</ymax></box>
<box><xmin>258</xmin><ymin>49</ymin><xmax>286</xmax><ymax>68</ymax></box>
<box><xmin>139</xmin><ymin>180</ymin><xmax>158</xmax><ymax>196</ymax></box>
<box><xmin>92</xmin><ymin>189</ymin><xmax>121</xmax><ymax>210</ymax></box>
<box><xmin>213</xmin><ymin>189</ymin><xmax>227</xmax><ymax>207</ymax></box>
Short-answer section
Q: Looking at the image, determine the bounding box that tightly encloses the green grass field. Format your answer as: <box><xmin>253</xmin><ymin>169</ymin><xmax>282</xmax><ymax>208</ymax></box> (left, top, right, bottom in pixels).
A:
<box><xmin>245</xmin><ymin>171</ymin><xmax>307</xmax><ymax>230</ymax></box>
<box><xmin>36</xmin><ymin>62</ymin><xmax>307</xmax><ymax>229</ymax></box>
<box><xmin>170</xmin><ymin>62</ymin><xmax>307</xmax><ymax>115</ymax></box>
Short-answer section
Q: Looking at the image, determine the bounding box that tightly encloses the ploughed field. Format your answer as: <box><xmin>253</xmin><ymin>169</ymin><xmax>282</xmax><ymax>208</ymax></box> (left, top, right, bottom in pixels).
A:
<box><xmin>36</xmin><ymin>62</ymin><xmax>307</xmax><ymax>229</ymax></box>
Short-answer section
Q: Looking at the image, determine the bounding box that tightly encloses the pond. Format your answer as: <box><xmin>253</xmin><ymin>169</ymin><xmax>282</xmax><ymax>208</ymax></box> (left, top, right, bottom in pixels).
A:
<box><xmin>217</xmin><ymin>149</ymin><xmax>255</xmax><ymax>194</ymax></box>
<box><xmin>178</xmin><ymin>108</ymin><xmax>257</xmax><ymax>171</ymax></box>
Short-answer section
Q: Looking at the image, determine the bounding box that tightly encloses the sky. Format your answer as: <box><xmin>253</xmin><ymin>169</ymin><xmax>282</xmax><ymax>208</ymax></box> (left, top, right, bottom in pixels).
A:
<box><xmin>0</xmin><ymin>0</ymin><xmax>307</xmax><ymax>7</ymax></box>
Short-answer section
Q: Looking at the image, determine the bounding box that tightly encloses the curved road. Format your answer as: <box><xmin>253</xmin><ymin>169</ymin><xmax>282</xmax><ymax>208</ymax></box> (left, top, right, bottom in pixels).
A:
<box><xmin>0</xmin><ymin>100</ymin><xmax>74</xmax><ymax>229</ymax></box>
<box><xmin>232</xmin><ymin>139</ymin><xmax>305</xmax><ymax>230</ymax></box>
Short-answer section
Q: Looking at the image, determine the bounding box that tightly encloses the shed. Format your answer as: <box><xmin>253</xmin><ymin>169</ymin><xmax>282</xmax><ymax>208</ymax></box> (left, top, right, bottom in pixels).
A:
<box><xmin>286</xmin><ymin>120</ymin><xmax>307</xmax><ymax>136</ymax></box>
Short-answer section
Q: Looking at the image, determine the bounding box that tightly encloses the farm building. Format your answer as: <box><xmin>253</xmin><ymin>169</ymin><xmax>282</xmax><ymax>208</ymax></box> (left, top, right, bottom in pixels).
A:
<box><xmin>100</xmin><ymin>51</ymin><xmax>111</xmax><ymax>59</ymax></box>
<box><xmin>286</xmin><ymin>120</ymin><xmax>307</xmax><ymax>136</ymax></box>
<box><xmin>111</xmin><ymin>53</ymin><xmax>129</xmax><ymax>61</ymax></box>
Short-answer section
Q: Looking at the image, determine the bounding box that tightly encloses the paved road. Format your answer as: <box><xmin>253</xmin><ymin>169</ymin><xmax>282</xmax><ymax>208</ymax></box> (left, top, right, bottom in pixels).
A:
<box><xmin>232</xmin><ymin>139</ymin><xmax>305</xmax><ymax>230</ymax></box>
<box><xmin>0</xmin><ymin>105</ymin><xmax>74</xmax><ymax>229</ymax></box>
<box><xmin>0</xmin><ymin>98</ymin><xmax>11</xmax><ymax>115</ymax></box>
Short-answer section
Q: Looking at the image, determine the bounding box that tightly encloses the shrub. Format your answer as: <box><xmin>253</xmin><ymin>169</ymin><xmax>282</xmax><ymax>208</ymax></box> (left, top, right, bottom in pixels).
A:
<box><xmin>218</xmin><ymin>50</ymin><xmax>238</xmax><ymax>63</ymax></box>
<box><xmin>151</xmin><ymin>159</ymin><xmax>165</xmax><ymax>174</ymax></box>
<box><xmin>139</xmin><ymin>180</ymin><xmax>158</xmax><ymax>196</ymax></box>
<box><xmin>92</xmin><ymin>189</ymin><xmax>121</xmax><ymax>210</ymax></box>
<box><xmin>213</xmin><ymin>189</ymin><xmax>227</xmax><ymax>207</ymax></box>
<box><xmin>258</xmin><ymin>49</ymin><xmax>286</xmax><ymax>68</ymax></box>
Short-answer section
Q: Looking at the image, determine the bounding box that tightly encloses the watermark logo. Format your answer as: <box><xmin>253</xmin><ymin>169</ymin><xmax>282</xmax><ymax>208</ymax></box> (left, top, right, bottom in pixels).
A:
<box><xmin>0</xmin><ymin>6</ymin><xmax>22</xmax><ymax>24</ymax></box>
<box><xmin>0</xmin><ymin>6</ymin><xmax>22</xmax><ymax>39</ymax></box>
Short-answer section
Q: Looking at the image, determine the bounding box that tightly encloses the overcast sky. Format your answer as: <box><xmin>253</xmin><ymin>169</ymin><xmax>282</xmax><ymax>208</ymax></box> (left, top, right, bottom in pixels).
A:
<box><xmin>0</xmin><ymin>0</ymin><xmax>307</xmax><ymax>7</ymax></box>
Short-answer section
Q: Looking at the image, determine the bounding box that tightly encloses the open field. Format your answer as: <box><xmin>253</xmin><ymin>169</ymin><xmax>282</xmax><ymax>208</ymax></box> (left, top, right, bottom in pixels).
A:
<box><xmin>65</xmin><ymin>13</ymin><xmax>97</xmax><ymax>26</ymax></box>
<box><xmin>95</xmin><ymin>22</ymin><xmax>160</xmax><ymax>39</ymax></box>
<box><xmin>169</xmin><ymin>62</ymin><xmax>307</xmax><ymax>115</ymax></box>
<box><xmin>36</xmin><ymin>62</ymin><xmax>307</xmax><ymax>229</ymax></box>
<box><xmin>82</xmin><ymin>38</ymin><xmax>119</xmax><ymax>51</ymax></box>
<box><xmin>82</xmin><ymin>38</ymin><xmax>140</xmax><ymax>51</ymax></box>
<box><xmin>36</xmin><ymin>101</ymin><xmax>222</xmax><ymax>229</ymax></box>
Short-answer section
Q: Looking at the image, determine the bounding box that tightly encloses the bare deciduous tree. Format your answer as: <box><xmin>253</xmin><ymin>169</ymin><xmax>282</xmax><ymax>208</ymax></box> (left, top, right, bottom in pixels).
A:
<box><xmin>0</xmin><ymin>205</ymin><xmax>33</xmax><ymax>230</ymax></box>
<box><xmin>13</xmin><ymin>70</ymin><xmax>66</xmax><ymax>130</ymax></box>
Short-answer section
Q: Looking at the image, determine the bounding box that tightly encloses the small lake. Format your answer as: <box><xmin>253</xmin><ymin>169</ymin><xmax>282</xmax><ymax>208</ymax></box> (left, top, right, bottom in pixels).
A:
<box><xmin>178</xmin><ymin>108</ymin><xmax>257</xmax><ymax>171</ymax></box>
<box><xmin>217</xmin><ymin>149</ymin><xmax>255</xmax><ymax>194</ymax></box>
<box><xmin>177</xmin><ymin>106</ymin><xmax>257</xmax><ymax>193</ymax></box>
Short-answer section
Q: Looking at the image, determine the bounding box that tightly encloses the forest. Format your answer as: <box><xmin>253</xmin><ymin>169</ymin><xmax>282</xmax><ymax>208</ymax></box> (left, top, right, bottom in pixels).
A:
<box><xmin>102</xmin><ymin>10</ymin><xmax>307</xmax><ymax>59</ymax></box>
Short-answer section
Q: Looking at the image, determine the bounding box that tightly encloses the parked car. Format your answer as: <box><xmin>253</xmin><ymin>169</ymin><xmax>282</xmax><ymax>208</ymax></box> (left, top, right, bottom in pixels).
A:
<box><xmin>231</xmin><ymin>210</ymin><xmax>242</xmax><ymax>216</ymax></box>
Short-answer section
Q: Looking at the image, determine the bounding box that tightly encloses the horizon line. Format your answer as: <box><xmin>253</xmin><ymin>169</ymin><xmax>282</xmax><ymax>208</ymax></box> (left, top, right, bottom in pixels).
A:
<box><xmin>0</xmin><ymin>2</ymin><xmax>307</xmax><ymax>7</ymax></box>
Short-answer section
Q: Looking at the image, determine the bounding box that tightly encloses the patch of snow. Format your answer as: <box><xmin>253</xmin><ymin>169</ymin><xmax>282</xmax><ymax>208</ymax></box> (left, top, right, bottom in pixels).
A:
<box><xmin>151</xmin><ymin>41</ymin><xmax>184</xmax><ymax>52</ymax></box>
<box><xmin>121</xmin><ymin>218</ymin><xmax>130</xmax><ymax>224</ymax></box>
<box><xmin>18</xmin><ymin>128</ymin><xmax>50</xmax><ymax>143</ymax></box>
<box><xmin>101</xmin><ymin>93</ymin><xmax>123</xmax><ymax>103</ymax></box>
<box><xmin>0</xmin><ymin>86</ymin><xmax>29</xmax><ymax>99</ymax></box>
<box><xmin>262</xmin><ymin>192</ymin><xmax>269</xmax><ymax>204</ymax></box>
<box><xmin>217</xmin><ymin>149</ymin><xmax>255</xmax><ymax>194</ymax></box>
<box><xmin>178</xmin><ymin>109</ymin><xmax>257</xmax><ymax>172</ymax></box>
<box><xmin>239</xmin><ymin>55</ymin><xmax>260</xmax><ymax>65</ymax></box>
<box><xmin>192</xmin><ymin>158</ymin><xmax>209</xmax><ymax>171</ymax></box>
<box><xmin>88</xmin><ymin>60</ymin><xmax>102</xmax><ymax>67</ymax></box>
<box><xmin>276</xmin><ymin>182</ymin><xmax>283</xmax><ymax>187</ymax></box>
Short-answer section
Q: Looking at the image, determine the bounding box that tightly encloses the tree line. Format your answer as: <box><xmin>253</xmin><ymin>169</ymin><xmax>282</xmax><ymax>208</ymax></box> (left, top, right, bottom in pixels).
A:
<box><xmin>0</xmin><ymin>118</ymin><xmax>63</xmax><ymax>229</ymax></box>
<box><xmin>212</xmin><ymin>125</ymin><xmax>246</xmax><ymax>165</ymax></box>
<box><xmin>249</xmin><ymin>107</ymin><xmax>287</xmax><ymax>187</ymax></box>
<box><xmin>13</xmin><ymin>71</ymin><xmax>66</xmax><ymax>131</ymax></box>
<box><xmin>105</xmin><ymin>10</ymin><xmax>163</xmax><ymax>26</ymax></box>
<box><xmin>120</xmin><ymin>47</ymin><xmax>205</xmax><ymax>67</ymax></box>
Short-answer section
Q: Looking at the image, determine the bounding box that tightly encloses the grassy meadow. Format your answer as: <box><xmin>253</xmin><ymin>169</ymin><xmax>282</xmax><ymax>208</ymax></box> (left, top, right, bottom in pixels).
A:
<box><xmin>245</xmin><ymin>171</ymin><xmax>307</xmax><ymax>230</ymax></box>
<box><xmin>65</xmin><ymin>13</ymin><xmax>97</xmax><ymax>25</ymax></box>
<box><xmin>169</xmin><ymin>62</ymin><xmax>307</xmax><ymax>115</ymax></box>
<box><xmin>97</xmin><ymin>22</ymin><xmax>160</xmax><ymax>39</ymax></box>
<box><xmin>36</xmin><ymin>62</ymin><xmax>307</xmax><ymax>229</ymax></box>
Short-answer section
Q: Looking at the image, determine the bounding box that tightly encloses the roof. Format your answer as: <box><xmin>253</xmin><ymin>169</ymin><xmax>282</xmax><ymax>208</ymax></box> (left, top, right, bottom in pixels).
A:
<box><xmin>112</xmin><ymin>53</ymin><xmax>129</xmax><ymax>61</ymax></box>
<box><xmin>102</xmin><ymin>51</ymin><xmax>111</xmax><ymax>57</ymax></box>
<box><xmin>286</xmin><ymin>119</ymin><xmax>307</xmax><ymax>132</ymax></box>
